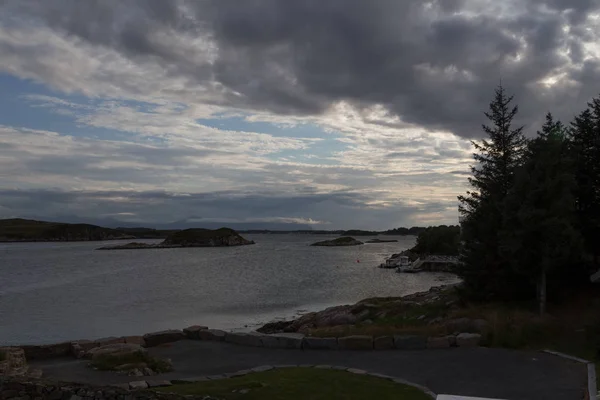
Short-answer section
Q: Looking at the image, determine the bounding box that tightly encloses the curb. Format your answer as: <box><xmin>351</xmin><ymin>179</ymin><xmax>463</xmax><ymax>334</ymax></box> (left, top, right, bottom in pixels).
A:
<box><xmin>543</xmin><ymin>349</ymin><xmax>597</xmax><ymax>400</ymax></box>
<box><xmin>144</xmin><ymin>364</ymin><xmax>437</xmax><ymax>399</ymax></box>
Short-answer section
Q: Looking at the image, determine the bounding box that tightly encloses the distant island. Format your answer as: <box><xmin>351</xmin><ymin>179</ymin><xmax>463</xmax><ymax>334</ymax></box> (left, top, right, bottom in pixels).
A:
<box><xmin>0</xmin><ymin>219</ymin><xmax>135</xmax><ymax>242</ymax></box>
<box><xmin>97</xmin><ymin>228</ymin><xmax>255</xmax><ymax>250</ymax></box>
<box><xmin>365</xmin><ymin>238</ymin><xmax>399</xmax><ymax>243</ymax></box>
<box><xmin>310</xmin><ymin>237</ymin><xmax>364</xmax><ymax>246</ymax></box>
<box><xmin>0</xmin><ymin>218</ymin><xmax>428</xmax><ymax>242</ymax></box>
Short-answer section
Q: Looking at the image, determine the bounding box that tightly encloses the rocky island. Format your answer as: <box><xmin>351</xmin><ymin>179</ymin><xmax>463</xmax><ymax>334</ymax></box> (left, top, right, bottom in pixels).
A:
<box><xmin>310</xmin><ymin>236</ymin><xmax>364</xmax><ymax>246</ymax></box>
<box><xmin>97</xmin><ymin>228</ymin><xmax>255</xmax><ymax>250</ymax></box>
<box><xmin>365</xmin><ymin>238</ymin><xmax>399</xmax><ymax>243</ymax></box>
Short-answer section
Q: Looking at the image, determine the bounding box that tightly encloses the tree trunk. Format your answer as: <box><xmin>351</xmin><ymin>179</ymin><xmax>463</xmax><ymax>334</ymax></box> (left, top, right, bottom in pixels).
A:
<box><xmin>539</xmin><ymin>269</ymin><xmax>547</xmax><ymax>316</ymax></box>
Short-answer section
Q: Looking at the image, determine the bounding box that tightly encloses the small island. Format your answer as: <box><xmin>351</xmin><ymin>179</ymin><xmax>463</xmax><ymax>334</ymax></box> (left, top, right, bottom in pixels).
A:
<box><xmin>310</xmin><ymin>237</ymin><xmax>364</xmax><ymax>246</ymax></box>
<box><xmin>97</xmin><ymin>228</ymin><xmax>255</xmax><ymax>250</ymax></box>
<box><xmin>365</xmin><ymin>238</ymin><xmax>399</xmax><ymax>243</ymax></box>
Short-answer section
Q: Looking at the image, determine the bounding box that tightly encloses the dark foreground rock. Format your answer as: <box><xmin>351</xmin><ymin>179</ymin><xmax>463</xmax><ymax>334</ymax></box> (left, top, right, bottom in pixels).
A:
<box><xmin>98</xmin><ymin>228</ymin><xmax>254</xmax><ymax>250</ymax></box>
<box><xmin>310</xmin><ymin>237</ymin><xmax>364</xmax><ymax>246</ymax></box>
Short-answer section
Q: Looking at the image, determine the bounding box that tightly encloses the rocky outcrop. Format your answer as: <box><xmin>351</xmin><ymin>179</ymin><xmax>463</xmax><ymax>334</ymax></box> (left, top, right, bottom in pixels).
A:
<box><xmin>88</xmin><ymin>344</ymin><xmax>146</xmax><ymax>360</ymax></box>
<box><xmin>98</xmin><ymin>228</ymin><xmax>254</xmax><ymax>250</ymax></box>
<box><xmin>310</xmin><ymin>237</ymin><xmax>363</xmax><ymax>246</ymax></box>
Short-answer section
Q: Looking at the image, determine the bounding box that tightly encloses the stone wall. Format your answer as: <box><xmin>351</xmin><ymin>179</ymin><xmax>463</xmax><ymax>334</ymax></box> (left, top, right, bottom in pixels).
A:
<box><xmin>0</xmin><ymin>377</ymin><xmax>216</xmax><ymax>400</ymax></box>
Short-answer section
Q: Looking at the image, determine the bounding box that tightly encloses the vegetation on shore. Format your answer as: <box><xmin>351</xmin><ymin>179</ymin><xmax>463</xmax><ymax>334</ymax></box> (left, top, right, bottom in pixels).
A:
<box><xmin>158</xmin><ymin>368</ymin><xmax>431</xmax><ymax>400</ymax></box>
<box><xmin>90</xmin><ymin>351</ymin><xmax>172</xmax><ymax>373</ymax></box>
<box><xmin>98</xmin><ymin>228</ymin><xmax>255</xmax><ymax>249</ymax></box>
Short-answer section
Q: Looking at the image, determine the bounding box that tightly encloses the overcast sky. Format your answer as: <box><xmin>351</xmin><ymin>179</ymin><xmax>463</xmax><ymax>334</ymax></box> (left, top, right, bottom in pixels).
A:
<box><xmin>1</xmin><ymin>0</ymin><xmax>599</xmax><ymax>230</ymax></box>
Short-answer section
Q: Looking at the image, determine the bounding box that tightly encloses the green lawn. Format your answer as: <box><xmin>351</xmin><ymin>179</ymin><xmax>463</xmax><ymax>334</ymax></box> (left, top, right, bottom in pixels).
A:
<box><xmin>157</xmin><ymin>368</ymin><xmax>431</xmax><ymax>400</ymax></box>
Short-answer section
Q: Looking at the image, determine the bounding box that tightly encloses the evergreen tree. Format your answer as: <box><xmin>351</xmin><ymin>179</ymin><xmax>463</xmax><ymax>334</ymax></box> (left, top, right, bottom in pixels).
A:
<box><xmin>457</xmin><ymin>85</ymin><xmax>528</xmax><ymax>300</ymax></box>
<box><xmin>501</xmin><ymin>117</ymin><xmax>582</xmax><ymax>314</ymax></box>
<box><xmin>569</xmin><ymin>98</ymin><xmax>600</xmax><ymax>272</ymax></box>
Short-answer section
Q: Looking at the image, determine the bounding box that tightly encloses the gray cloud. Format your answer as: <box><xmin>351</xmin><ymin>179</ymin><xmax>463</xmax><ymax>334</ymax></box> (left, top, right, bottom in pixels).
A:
<box><xmin>3</xmin><ymin>0</ymin><xmax>600</xmax><ymax>137</ymax></box>
<box><xmin>0</xmin><ymin>188</ymin><xmax>455</xmax><ymax>230</ymax></box>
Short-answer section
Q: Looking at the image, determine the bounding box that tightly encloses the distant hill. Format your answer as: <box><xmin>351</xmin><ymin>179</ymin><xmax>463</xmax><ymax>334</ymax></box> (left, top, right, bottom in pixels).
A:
<box><xmin>0</xmin><ymin>219</ymin><xmax>134</xmax><ymax>242</ymax></box>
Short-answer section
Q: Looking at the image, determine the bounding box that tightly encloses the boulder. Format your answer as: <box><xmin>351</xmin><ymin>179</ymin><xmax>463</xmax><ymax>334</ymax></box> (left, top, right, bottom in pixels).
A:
<box><xmin>198</xmin><ymin>329</ymin><xmax>227</xmax><ymax>341</ymax></box>
<box><xmin>337</xmin><ymin>336</ymin><xmax>373</xmax><ymax>350</ymax></box>
<box><xmin>21</xmin><ymin>342</ymin><xmax>71</xmax><ymax>360</ymax></box>
<box><xmin>183</xmin><ymin>325</ymin><xmax>208</xmax><ymax>340</ymax></box>
<box><xmin>456</xmin><ymin>333</ymin><xmax>481</xmax><ymax>348</ymax></box>
<box><xmin>261</xmin><ymin>334</ymin><xmax>304</xmax><ymax>349</ymax></box>
<box><xmin>142</xmin><ymin>330</ymin><xmax>185</xmax><ymax>347</ymax></box>
<box><xmin>374</xmin><ymin>336</ymin><xmax>394</xmax><ymax>350</ymax></box>
<box><xmin>427</xmin><ymin>336</ymin><xmax>450</xmax><ymax>349</ymax></box>
<box><xmin>0</xmin><ymin>347</ymin><xmax>28</xmax><ymax>377</ymax></box>
<box><xmin>128</xmin><ymin>381</ymin><xmax>148</xmax><ymax>390</ymax></box>
<box><xmin>124</xmin><ymin>336</ymin><xmax>145</xmax><ymax>346</ymax></box>
<box><xmin>88</xmin><ymin>344</ymin><xmax>146</xmax><ymax>360</ymax></box>
<box><xmin>94</xmin><ymin>337</ymin><xmax>125</xmax><ymax>347</ymax></box>
<box><xmin>393</xmin><ymin>335</ymin><xmax>427</xmax><ymax>350</ymax></box>
<box><xmin>225</xmin><ymin>332</ymin><xmax>264</xmax><ymax>347</ymax></box>
<box><xmin>302</xmin><ymin>337</ymin><xmax>338</xmax><ymax>350</ymax></box>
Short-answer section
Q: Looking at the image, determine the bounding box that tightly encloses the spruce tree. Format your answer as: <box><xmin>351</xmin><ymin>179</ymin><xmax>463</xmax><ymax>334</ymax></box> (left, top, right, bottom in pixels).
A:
<box><xmin>569</xmin><ymin>98</ymin><xmax>600</xmax><ymax>273</ymax></box>
<box><xmin>501</xmin><ymin>116</ymin><xmax>581</xmax><ymax>314</ymax></box>
<box><xmin>458</xmin><ymin>85</ymin><xmax>527</xmax><ymax>300</ymax></box>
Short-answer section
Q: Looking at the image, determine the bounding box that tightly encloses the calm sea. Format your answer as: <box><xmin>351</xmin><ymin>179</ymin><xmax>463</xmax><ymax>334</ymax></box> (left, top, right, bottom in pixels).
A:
<box><xmin>0</xmin><ymin>234</ymin><xmax>459</xmax><ymax>345</ymax></box>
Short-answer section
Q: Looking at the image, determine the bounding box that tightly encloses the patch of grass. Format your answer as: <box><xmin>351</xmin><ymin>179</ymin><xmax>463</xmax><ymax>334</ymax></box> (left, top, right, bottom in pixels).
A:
<box><xmin>90</xmin><ymin>351</ymin><xmax>172</xmax><ymax>373</ymax></box>
<box><xmin>157</xmin><ymin>368</ymin><xmax>431</xmax><ymax>400</ymax></box>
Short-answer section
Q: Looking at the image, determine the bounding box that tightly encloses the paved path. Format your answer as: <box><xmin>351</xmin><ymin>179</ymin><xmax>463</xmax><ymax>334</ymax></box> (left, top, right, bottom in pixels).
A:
<box><xmin>32</xmin><ymin>340</ymin><xmax>588</xmax><ymax>400</ymax></box>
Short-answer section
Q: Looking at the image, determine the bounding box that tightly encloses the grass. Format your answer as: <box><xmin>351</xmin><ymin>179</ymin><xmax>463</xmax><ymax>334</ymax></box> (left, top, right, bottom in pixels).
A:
<box><xmin>157</xmin><ymin>368</ymin><xmax>431</xmax><ymax>400</ymax></box>
<box><xmin>90</xmin><ymin>351</ymin><xmax>172</xmax><ymax>373</ymax></box>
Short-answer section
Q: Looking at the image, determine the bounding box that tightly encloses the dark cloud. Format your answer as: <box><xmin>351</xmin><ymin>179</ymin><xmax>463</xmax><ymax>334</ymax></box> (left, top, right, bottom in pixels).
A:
<box><xmin>3</xmin><ymin>0</ymin><xmax>600</xmax><ymax>137</ymax></box>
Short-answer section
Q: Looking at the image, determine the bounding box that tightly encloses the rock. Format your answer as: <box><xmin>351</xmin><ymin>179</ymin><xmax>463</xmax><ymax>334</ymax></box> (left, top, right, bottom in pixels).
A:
<box><xmin>302</xmin><ymin>337</ymin><xmax>339</xmax><ymax>350</ymax></box>
<box><xmin>183</xmin><ymin>325</ymin><xmax>208</xmax><ymax>340</ymax></box>
<box><xmin>129</xmin><ymin>369</ymin><xmax>144</xmax><ymax>377</ymax></box>
<box><xmin>21</xmin><ymin>342</ymin><xmax>71</xmax><ymax>360</ymax></box>
<box><xmin>142</xmin><ymin>330</ymin><xmax>185</xmax><ymax>347</ymax></box>
<box><xmin>162</xmin><ymin>228</ymin><xmax>255</xmax><ymax>247</ymax></box>
<box><xmin>362</xmin><ymin>319</ymin><xmax>374</xmax><ymax>325</ymax></box>
<box><xmin>428</xmin><ymin>317</ymin><xmax>444</xmax><ymax>326</ymax></box>
<box><xmin>94</xmin><ymin>337</ymin><xmax>125</xmax><ymax>347</ymax></box>
<box><xmin>142</xmin><ymin>367</ymin><xmax>154</xmax><ymax>376</ymax></box>
<box><xmin>310</xmin><ymin>237</ymin><xmax>364</xmax><ymax>246</ymax></box>
<box><xmin>456</xmin><ymin>333</ymin><xmax>481</xmax><ymax>347</ymax></box>
<box><xmin>427</xmin><ymin>336</ymin><xmax>450</xmax><ymax>349</ymax></box>
<box><xmin>261</xmin><ymin>334</ymin><xmax>304</xmax><ymax>349</ymax></box>
<box><xmin>123</xmin><ymin>336</ymin><xmax>145</xmax><ymax>346</ymax></box>
<box><xmin>374</xmin><ymin>336</ymin><xmax>394</xmax><ymax>350</ymax></box>
<box><xmin>393</xmin><ymin>335</ymin><xmax>427</xmax><ymax>350</ymax></box>
<box><xmin>346</xmin><ymin>368</ymin><xmax>367</xmax><ymax>375</ymax></box>
<box><xmin>225</xmin><ymin>332</ymin><xmax>264</xmax><ymax>347</ymax></box>
<box><xmin>128</xmin><ymin>381</ymin><xmax>148</xmax><ymax>390</ymax></box>
<box><xmin>251</xmin><ymin>365</ymin><xmax>274</xmax><ymax>372</ymax></box>
<box><xmin>447</xmin><ymin>335</ymin><xmax>457</xmax><ymax>347</ymax></box>
<box><xmin>444</xmin><ymin>318</ymin><xmax>475</xmax><ymax>333</ymax></box>
<box><xmin>115</xmin><ymin>363</ymin><xmax>147</xmax><ymax>371</ymax></box>
<box><xmin>88</xmin><ymin>344</ymin><xmax>146</xmax><ymax>360</ymax></box>
<box><xmin>146</xmin><ymin>380</ymin><xmax>172</xmax><ymax>388</ymax></box>
<box><xmin>0</xmin><ymin>347</ymin><xmax>29</xmax><ymax>377</ymax></box>
<box><xmin>27</xmin><ymin>369</ymin><xmax>43</xmax><ymax>379</ymax></box>
<box><xmin>337</xmin><ymin>336</ymin><xmax>373</xmax><ymax>350</ymax></box>
<box><xmin>473</xmin><ymin>319</ymin><xmax>490</xmax><ymax>333</ymax></box>
<box><xmin>198</xmin><ymin>329</ymin><xmax>227</xmax><ymax>341</ymax></box>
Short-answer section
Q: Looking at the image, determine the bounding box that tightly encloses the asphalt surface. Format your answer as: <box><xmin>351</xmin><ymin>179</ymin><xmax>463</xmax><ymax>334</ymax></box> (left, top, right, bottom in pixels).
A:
<box><xmin>31</xmin><ymin>340</ymin><xmax>588</xmax><ymax>400</ymax></box>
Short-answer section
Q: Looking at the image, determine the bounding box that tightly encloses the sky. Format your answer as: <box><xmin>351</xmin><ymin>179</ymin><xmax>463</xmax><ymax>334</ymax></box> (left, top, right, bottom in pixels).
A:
<box><xmin>0</xmin><ymin>0</ymin><xmax>599</xmax><ymax>230</ymax></box>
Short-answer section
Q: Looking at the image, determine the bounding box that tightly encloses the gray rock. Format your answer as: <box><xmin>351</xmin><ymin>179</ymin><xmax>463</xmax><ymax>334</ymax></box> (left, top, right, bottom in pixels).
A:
<box><xmin>94</xmin><ymin>337</ymin><xmax>125</xmax><ymax>347</ymax></box>
<box><xmin>393</xmin><ymin>335</ymin><xmax>427</xmax><ymax>350</ymax></box>
<box><xmin>123</xmin><ymin>336</ymin><xmax>145</xmax><ymax>346</ymax></box>
<box><xmin>251</xmin><ymin>365</ymin><xmax>274</xmax><ymax>372</ymax></box>
<box><xmin>261</xmin><ymin>334</ymin><xmax>303</xmax><ymax>349</ymax></box>
<box><xmin>337</xmin><ymin>335</ymin><xmax>373</xmax><ymax>350</ymax></box>
<box><xmin>183</xmin><ymin>325</ymin><xmax>209</xmax><ymax>340</ymax></box>
<box><xmin>146</xmin><ymin>380</ymin><xmax>172</xmax><ymax>388</ymax></box>
<box><xmin>198</xmin><ymin>329</ymin><xmax>227</xmax><ymax>342</ymax></box>
<box><xmin>302</xmin><ymin>337</ymin><xmax>338</xmax><ymax>350</ymax></box>
<box><xmin>142</xmin><ymin>330</ymin><xmax>185</xmax><ymax>347</ymax></box>
<box><xmin>128</xmin><ymin>381</ymin><xmax>148</xmax><ymax>390</ymax></box>
<box><xmin>447</xmin><ymin>335</ymin><xmax>457</xmax><ymax>347</ymax></box>
<box><xmin>225</xmin><ymin>332</ymin><xmax>264</xmax><ymax>347</ymax></box>
<box><xmin>374</xmin><ymin>336</ymin><xmax>394</xmax><ymax>350</ymax></box>
<box><xmin>88</xmin><ymin>344</ymin><xmax>146</xmax><ymax>360</ymax></box>
<box><xmin>427</xmin><ymin>336</ymin><xmax>450</xmax><ymax>349</ymax></box>
<box><xmin>347</xmin><ymin>368</ymin><xmax>367</xmax><ymax>375</ymax></box>
<box><xmin>456</xmin><ymin>333</ymin><xmax>481</xmax><ymax>347</ymax></box>
<box><xmin>142</xmin><ymin>367</ymin><xmax>154</xmax><ymax>376</ymax></box>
